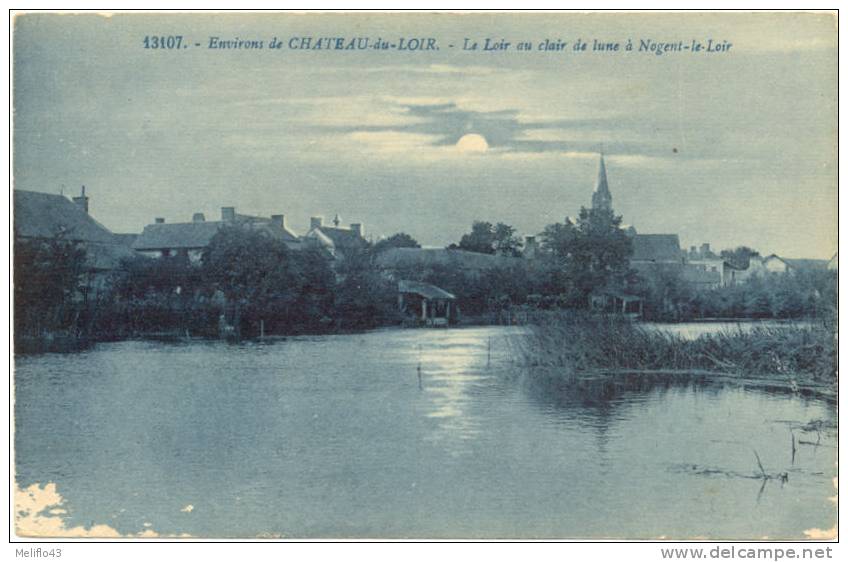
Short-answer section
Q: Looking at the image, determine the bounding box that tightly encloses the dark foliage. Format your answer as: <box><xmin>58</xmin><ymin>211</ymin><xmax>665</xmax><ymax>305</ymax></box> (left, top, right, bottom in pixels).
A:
<box><xmin>539</xmin><ymin>207</ymin><xmax>635</xmax><ymax>307</ymax></box>
<box><xmin>14</xmin><ymin>236</ymin><xmax>88</xmax><ymax>338</ymax></box>
<box><xmin>720</xmin><ymin>246</ymin><xmax>760</xmax><ymax>269</ymax></box>
<box><xmin>456</xmin><ymin>221</ymin><xmax>523</xmax><ymax>256</ymax></box>
<box><xmin>373</xmin><ymin>232</ymin><xmax>421</xmax><ymax>254</ymax></box>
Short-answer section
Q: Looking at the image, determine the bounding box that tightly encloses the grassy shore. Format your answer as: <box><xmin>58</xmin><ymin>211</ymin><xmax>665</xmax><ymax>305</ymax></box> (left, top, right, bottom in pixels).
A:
<box><xmin>515</xmin><ymin>312</ymin><xmax>837</xmax><ymax>401</ymax></box>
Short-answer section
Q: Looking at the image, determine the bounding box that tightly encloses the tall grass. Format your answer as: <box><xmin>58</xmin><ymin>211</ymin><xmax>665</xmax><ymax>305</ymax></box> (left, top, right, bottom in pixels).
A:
<box><xmin>516</xmin><ymin>311</ymin><xmax>836</xmax><ymax>394</ymax></box>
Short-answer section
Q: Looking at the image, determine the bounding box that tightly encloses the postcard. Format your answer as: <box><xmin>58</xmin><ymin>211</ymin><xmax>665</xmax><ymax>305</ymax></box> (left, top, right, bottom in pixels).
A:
<box><xmin>11</xmin><ymin>11</ymin><xmax>837</xmax><ymax>540</ymax></box>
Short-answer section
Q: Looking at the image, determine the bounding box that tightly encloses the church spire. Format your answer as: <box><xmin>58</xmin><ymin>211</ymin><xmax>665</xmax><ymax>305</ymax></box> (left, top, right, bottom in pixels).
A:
<box><xmin>592</xmin><ymin>153</ymin><xmax>612</xmax><ymax>211</ymax></box>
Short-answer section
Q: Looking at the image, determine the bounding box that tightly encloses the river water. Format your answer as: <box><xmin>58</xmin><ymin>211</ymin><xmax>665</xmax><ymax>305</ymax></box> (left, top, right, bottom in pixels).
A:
<box><xmin>14</xmin><ymin>326</ymin><xmax>836</xmax><ymax>539</ymax></box>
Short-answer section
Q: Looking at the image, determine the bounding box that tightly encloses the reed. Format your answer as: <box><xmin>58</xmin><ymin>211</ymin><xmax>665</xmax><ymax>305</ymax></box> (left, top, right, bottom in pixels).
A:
<box><xmin>514</xmin><ymin>311</ymin><xmax>836</xmax><ymax>397</ymax></box>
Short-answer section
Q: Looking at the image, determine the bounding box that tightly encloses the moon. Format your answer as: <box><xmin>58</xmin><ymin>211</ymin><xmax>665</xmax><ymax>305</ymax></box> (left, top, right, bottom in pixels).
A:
<box><xmin>455</xmin><ymin>133</ymin><xmax>489</xmax><ymax>153</ymax></box>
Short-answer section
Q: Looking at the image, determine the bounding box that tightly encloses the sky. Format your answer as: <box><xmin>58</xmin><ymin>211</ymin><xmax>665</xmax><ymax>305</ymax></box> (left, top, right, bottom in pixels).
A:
<box><xmin>12</xmin><ymin>12</ymin><xmax>837</xmax><ymax>258</ymax></box>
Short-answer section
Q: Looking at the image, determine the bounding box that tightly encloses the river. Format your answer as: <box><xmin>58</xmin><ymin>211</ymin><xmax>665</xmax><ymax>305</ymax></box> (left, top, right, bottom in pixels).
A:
<box><xmin>14</xmin><ymin>326</ymin><xmax>836</xmax><ymax>539</ymax></box>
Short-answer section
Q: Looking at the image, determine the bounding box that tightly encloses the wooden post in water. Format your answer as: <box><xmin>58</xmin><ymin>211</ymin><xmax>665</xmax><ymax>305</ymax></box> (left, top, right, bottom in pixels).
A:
<box><xmin>487</xmin><ymin>336</ymin><xmax>491</xmax><ymax>367</ymax></box>
<box><xmin>417</xmin><ymin>343</ymin><xmax>423</xmax><ymax>389</ymax></box>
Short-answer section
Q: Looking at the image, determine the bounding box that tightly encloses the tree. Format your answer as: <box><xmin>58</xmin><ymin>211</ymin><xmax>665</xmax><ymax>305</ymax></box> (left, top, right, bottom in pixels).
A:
<box><xmin>202</xmin><ymin>226</ymin><xmax>300</xmax><ymax>334</ymax></box>
<box><xmin>373</xmin><ymin>232</ymin><xmax>420</xmax><ymax>254</ymax></box>
<box><xmin>104</xmin><ymin>254</ymin><xmax>207</xmax><ymax>337</ymax></box>
<box><xmin>332</xmin><ymin>244</ymin><xmax>399</xmax><ymax>329</ymax></box>
<box><xmin>14</xmin><ymin>235</ymin><xmax>88</xmax><ymax>336</ymax></box>
<box><xmin>539</xmin><ymin>207</ymin><xmax>634</xmax><ymax>307</ymax></box>
<box><xmin>492</xmin><ymin>223</ymin><xmax>523</xmax><ymax>257</ymax></box>
<box><xmin>289</xmin><ymin>247</ymin><xmax>336</xmax><ymax>331</ymax></box>
<box><xmin>720</xmin><ymin>246</ymin><xmax>760</xmax><ymax>269</ymax></box>
<box><xmin>456</xmin><ymin>221</ymin><xmax>523</xmax><ymax>256</ymax></box>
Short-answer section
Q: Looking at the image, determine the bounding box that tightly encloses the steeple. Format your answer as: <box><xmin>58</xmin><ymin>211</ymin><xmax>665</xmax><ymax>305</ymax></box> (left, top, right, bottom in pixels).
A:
<box><xmin>591</xmin><ymin>153</ymin><xmax>612</xmax><ymax>211</ymax></box>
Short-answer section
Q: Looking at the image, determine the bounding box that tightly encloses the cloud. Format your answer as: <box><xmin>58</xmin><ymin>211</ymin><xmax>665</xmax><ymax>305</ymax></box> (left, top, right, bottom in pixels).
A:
<box><xmin>300</xmin><ymin>98</ymin><xmax>715</xmax><ymax>170</ymax></box>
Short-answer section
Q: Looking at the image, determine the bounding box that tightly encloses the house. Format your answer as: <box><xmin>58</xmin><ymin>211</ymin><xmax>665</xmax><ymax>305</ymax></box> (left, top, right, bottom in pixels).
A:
<box><xmin>14</xmin><ymin>187</ymin><xmax>137</xmax><ymax>298</ymax></box>
<box><xmin>303</xmin><ymin>215</ymin><xmax>367</xmax><ymax>259</ymax></box>
<box><xmin>727</xmin><ymin>253</ymin><xmax>832</xmax><ymax>283</ymax></box>
<box><xmin>397</xmin><ymin>280</ymin><xmax>457</xmax><ymax>326</ymax></box>
<box><xmin>629</xmin><ymin>234</ymin><xmax>684</xmax><ymax>283</ymax></box>
<box><xmin>760</xmin><ymin>254</ymin><xmax>793</xmax><ymax>274</ymax></box>
<box><xmin>681</xmin><ymin>264</ymin><xmax>723</xmax><ymax>290</ymax></box>
<box><xmin>782</xmin><ymin>258</ymin><xmax>830</xmax><ymax>271</ymax></box>
<box><xmin>14</xmin><ymin>188</ymin><xmax>136</xmax><ymax>272</ymax></box>
<box><xmin>685</xmin><ymin>256</ymin><xmax>742</xmax><ymax>287</ymax></box>
<box><xmin>756</xmin><ymin>254</ymin><xmax>830</xmax><ymax>275</ymax></box>
<box><xmin>132</xmin><ymin>207</ymin><xmax>301</xmax><ymax>263</ymax></box>
<box><xmin>685</xmin><ymin>242</ymin><xmax>719</xmax><ymax>261</ymax></box>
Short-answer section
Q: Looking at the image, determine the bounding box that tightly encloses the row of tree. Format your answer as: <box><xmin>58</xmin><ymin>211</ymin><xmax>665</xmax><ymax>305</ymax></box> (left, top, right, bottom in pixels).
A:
<box><xmin>14</xmin><ymin>209</ymin><xmax>836</xmax><ymax>346</ymax></box>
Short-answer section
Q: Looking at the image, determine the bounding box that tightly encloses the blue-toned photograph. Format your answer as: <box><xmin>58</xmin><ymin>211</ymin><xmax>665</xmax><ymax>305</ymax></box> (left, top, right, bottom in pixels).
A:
<box><xmin>11</xmin><ymin>11</ymin><xmax>837</xmax><ymax>540</ymax></box>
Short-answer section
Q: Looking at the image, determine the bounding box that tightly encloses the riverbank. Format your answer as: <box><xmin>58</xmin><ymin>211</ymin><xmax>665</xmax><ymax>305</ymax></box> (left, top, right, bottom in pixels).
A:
<box><xmin>515</xmin><ymin>312</ymin><xmax>837</xmax><ymax>402</ymax></box>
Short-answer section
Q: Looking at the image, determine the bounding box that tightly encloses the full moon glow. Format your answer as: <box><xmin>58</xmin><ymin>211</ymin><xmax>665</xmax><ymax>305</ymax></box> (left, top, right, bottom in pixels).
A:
<box><xmin>455</xmin><ymin>133</ymin><xmax>489</xmax><ymax>153</ymax></box>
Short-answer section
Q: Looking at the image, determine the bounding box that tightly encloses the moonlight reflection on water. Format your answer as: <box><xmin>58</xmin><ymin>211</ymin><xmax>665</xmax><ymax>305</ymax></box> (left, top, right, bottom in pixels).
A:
<box><xmin>14</xmin><ymin>326</ymin><xmax>837</xmax><ymax>539</ymax></box>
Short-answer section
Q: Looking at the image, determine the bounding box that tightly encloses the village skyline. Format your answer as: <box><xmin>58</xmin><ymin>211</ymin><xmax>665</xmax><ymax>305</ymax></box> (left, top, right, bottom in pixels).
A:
<box><xmin>13</xmin><ymin>13</ymin><xmax>837</xmax><ymax>259</ymax></box>
<box><xmin>42</xmin><ymin>150</ymin><xmax>831</xmax><ymax>262</ymax></box>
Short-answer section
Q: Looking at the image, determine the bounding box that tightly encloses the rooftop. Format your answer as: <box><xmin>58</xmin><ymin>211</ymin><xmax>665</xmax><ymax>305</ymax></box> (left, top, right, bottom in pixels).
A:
<box><xmin>376</xmin><ymin>247</ymin><xmax>520</xmax><ymax>271</ymax></box>
<box><xmin>133</xmin><ymin>217</ymin><xmax>299</xmax><ymax>251</ymax></box>
<box><xmin>631</xmin><ymin>234</ymin><xmax>682</xmax><ymax>262</ymax></box>
<box><xmin>14</xmin><ymin>189</ymin><xmax>136</xmax><ymax>270</ymax></box>
<box><xmin>398</xmin><ymin>280</ymin><xmax>456</xmax><ymax>300</ymax></box>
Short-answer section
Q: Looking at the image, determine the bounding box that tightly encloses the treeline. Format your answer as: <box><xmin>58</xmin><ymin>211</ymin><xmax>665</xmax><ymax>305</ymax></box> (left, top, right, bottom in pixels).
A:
<box><xmin>14</xmin><ymin>211</ymin><xmax>837</xmax><ymax>349</ymax></box>
<box><xmin>15</xmin><ymin>225</ymin><xmax>417</xmax><ymax>344</ymax></box>
<box><xmin>99</xmin><ymin>227</ymin><xmax>405</xmax><ymax>338</ymax></box>
<box><xmin>683</xmin><ymin>269</ymin><xmax>837</xmax><ymax>322</ymax></box>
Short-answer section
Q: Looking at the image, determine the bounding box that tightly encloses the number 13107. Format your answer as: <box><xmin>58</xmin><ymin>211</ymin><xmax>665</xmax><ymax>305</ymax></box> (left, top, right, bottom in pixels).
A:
<box><xmin>143</xmin><ymin>35</ymin><xmax>184</xmax><ymax>49</ymax></box>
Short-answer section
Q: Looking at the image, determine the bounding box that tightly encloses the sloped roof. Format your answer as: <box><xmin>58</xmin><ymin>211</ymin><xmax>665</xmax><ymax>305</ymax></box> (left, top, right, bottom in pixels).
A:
<box><xmin>14</xmin><ymin>190</ymin><xmax>136</xmax><ymax>270</ymax></box>
<box><xmin>631</xmin><ymin>234</ymin><xmax>682</xmax><ymax>262</ymax></box>
<box><xmin>376</xmin><ymin>247</ymin><xmax>519</xmax><ymax>271</ymax></box>
<box><xmin>236</xmin><ymin>214</ymin><xmax>299</xmax><ymax>241</ymax></box>
<box><xmin>398</xmin><ymin>280</ymin><xmax>456</xmax><ymax>300</ymax></box>
<box><xmin>783</xmin><ymin>258</ymin><xmax>829</xmax><ymax>271</ymax></box>
<box><xmin>133</xmin><ymin>220</ymin><xmax>298</xmax><ymax>250</ymax></box>
<box><xmin>15</xmin><ymin>190</ymin><xmax>119</xmax><ymax>244</ymax></box>
<box><xmin>305</xmin><ymin>228</ymin><xmax>335</xmax><ymax>248</ymax></box>
<box><xmin>133</xmin><ymin>221</ymin><xmax>223</xmax><ymax>250</ymax></box>
<box><xmin>310</xmin><ymin>226</ymin><xmax>365</xmax><ymax>248</ymax></box>
<box><xmin>113</xmin><ymin>233</ymin><xmax>139</xmax><ymax>247</ymax></box>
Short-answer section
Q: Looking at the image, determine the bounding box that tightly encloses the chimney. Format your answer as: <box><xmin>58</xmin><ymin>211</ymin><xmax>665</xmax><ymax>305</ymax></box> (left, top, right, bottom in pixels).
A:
<box><xmin>72</xmin><ymin>185</ymin><xmax>89</xmax><ymax>214</ymax></box>
<box><xmin>350</xmin><ymin>223</ymin><xmax>363</xmax><ymax>238</ymax></box>
<box><xmin>310</xmin><ymin>216</ymin><xmax>323</xmax><ymax>230</ymax></box>
<box><xmin>192</xmin><ymin>213</ymin><xmax>206</xmax><ymax>223</ymax></box>
<box><xmin>221</xmin><ymin>207</ymin><xmax>236</xmax><ymax>222</ymax></box>
<box><xmin>271</xmin><ymin>214</ymin><xmax>286</xmax><ymax>229</ymax></box>
<box><xmin>700</xmin><ymin>243</ymin><xmax>711</xmax><ymax>257</ymax></box>
<box><xmin>155</xmin><ymin>217</ymin><xmax>165</xmax><ymax>224</ymax></box>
